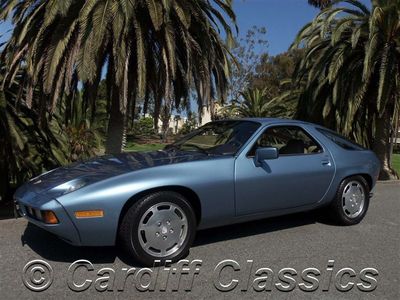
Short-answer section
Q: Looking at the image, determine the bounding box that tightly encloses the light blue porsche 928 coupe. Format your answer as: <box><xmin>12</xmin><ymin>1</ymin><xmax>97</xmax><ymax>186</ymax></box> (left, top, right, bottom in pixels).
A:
<box><xmin>14</xmin><ymin>118</ymin><xmax>380</xmax><ymax>265</ymax></box>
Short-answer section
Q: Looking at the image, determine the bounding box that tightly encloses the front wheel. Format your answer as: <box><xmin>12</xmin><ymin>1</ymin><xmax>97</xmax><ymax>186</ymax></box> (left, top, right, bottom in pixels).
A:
<box><xmin>329</xmin><ymin>176</ymin><xmax>370</xmax><ymax>225</ymax></box>
<box><xmin>119</xmin><ymin>191</ymin><xmax>197</xmax><ymax>266</ymax></box>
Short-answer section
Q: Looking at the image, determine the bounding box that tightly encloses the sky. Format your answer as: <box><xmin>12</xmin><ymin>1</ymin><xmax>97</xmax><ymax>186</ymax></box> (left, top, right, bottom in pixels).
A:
<box><xmin>233</xmin><ymin>0</ymin><xmax>320</xmax><ymax>55</ymax></box>
<box><xmin>0</xmin><ymin>0</ymin><xmax>371</xmax><ymax>116</ymax></box>
<box><xmin>0</xmin><ymin>0</ymin><xmax>372</xmax><ymax>55</ymax></box>
<box><xmin>1</xmin><ymin>0</ymin><xmax>320</xmax><ymax>56</ymax></box>
<box><xmin>0</xmin><ymin>19</ymin><xmax>12</xmax><ymax>45</ymax></box>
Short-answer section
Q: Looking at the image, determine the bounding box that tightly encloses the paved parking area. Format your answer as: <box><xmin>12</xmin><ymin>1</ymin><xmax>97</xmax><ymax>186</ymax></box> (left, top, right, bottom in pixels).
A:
<box><xmin>0</xmin><ymin>182</ymin><xmax>399</xmax><ymax>299</ymax></box>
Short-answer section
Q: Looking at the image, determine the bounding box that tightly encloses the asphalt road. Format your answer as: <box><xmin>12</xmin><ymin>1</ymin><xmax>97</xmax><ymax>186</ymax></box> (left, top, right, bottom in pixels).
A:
<box><xmin>0</xmin><ymin>182</ymin><xmax>399</xmax><ymax>299</ymax></box>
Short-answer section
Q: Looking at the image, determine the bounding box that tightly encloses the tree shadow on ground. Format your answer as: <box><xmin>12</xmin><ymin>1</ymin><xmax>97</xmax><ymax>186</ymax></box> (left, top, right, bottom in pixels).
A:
<box><xmin>0</xmin><ymin>201</ymin><xmax>15</xmax><ymax>220</ymax></box>
<box><xmin>21</xmin><ymin>209</ymin><xmax>336</xmax><ymax>267</ymax></box>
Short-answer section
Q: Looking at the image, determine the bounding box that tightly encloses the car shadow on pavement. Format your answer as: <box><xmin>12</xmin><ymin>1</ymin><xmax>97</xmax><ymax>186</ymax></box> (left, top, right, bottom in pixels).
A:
<box><xmin>21</xmin><ymin>209</ymin><xmax>335</xmax><ymax>266</ymax></box>
<box><xmin>21</xmin><ymin>223</ymin><xmax>119</xmax><ymax>264</ymax></box>
<box><xmin>193</xmin><ymin>209</ymin><xmax>334</xmax><ymax>247</ymax></box>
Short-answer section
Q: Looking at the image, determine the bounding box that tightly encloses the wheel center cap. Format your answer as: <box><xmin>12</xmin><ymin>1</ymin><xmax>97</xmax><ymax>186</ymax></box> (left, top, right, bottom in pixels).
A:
<box><xmin>161</xmin><ymin>226</ymin><xmax>168</xmax><ymax>235</ymax></box>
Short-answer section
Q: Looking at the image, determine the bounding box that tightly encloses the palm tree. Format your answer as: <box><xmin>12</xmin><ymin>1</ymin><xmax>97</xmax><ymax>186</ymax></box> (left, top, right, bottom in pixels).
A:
<box><xmin>0</xmin><ymin>0</ymin><xmax>236</xmax><ymax>153</ymax></box>
<box><xmin>291</xmin><ymin>0</ymin><xmax>400</xmax><ymax>179</ymax></box>
<box><xmin>0</xmin><ymin>60</ymin><xmax>68</xmax><ymax>201</ymax></box>
<box><xmin>308</xmin><ymin>0</ymin><xmax>333</xmax><ymax>8</ymax></box>
<box><xmin>236</xmin><ymin>88</ymin><xmax>272</xmax><ymax>117</ymax></box>
<box><xmin>221</xmin><ymin>88</ymin><xmax>286</xmax><ymax>118</ymax></box>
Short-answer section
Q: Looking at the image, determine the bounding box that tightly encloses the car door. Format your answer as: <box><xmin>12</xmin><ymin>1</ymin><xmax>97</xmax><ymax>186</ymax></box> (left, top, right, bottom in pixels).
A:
<box><xmin>234</xmin><ymin>124</ymin><xmax>335</xmax><ymax>216</ymax></box>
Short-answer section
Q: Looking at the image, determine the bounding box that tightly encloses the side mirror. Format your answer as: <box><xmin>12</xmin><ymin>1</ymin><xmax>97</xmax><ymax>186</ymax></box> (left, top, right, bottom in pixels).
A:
<box><xmin>255</xmin><ymin>147</ymin><xmax>279</xmax><ymax>167</ymax></box>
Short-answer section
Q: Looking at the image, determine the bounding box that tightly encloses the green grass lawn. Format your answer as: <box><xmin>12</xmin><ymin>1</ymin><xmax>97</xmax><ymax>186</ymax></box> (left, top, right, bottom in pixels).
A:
<box><xmin>393</xmin><ymin>153</ymin><xmax>400</xmax><ymax>175</ymax></box>
<box><xmin>125</xmin><ymin>142</ymin><xmax>166</xmax><ymax>152</ymax></box>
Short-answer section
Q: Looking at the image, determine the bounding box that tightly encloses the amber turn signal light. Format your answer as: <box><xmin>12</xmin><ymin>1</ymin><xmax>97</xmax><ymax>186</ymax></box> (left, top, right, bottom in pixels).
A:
<box><xmin>75</xmin><ymin>210</ymin><xmax>104</xmax><ymax>219</ymax></box>
<box><xmin>41</xmin><ymin>210</ymin><xmax>59</xmax><ymax>224</ymax></box>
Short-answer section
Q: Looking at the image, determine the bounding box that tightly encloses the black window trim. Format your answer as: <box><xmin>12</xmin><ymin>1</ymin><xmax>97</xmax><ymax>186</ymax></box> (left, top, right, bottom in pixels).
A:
<box><xmin>316</xmin><ymin>127</ymin><xmax>366</xmax><ymax>151</ymax></box>
<box><xmin>246</xmin><ymin>124</ymin><xmax>325</xmax><ymax>158</ymax></box>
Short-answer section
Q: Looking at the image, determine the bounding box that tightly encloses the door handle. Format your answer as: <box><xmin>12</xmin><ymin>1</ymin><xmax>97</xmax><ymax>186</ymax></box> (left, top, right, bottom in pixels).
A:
<box><xmin>321</xmin><ymin>159</ymin><xmax>331</xmax><ymax>166</ymax></box>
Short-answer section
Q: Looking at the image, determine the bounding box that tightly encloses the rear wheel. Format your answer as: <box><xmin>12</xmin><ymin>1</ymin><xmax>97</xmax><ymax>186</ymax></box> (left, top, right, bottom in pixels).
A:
<box><xmin>330</xmin><ymin>176</ymin><xmax>370</xmax><ymax>225</ymax></box>
<box><xmin>119</xmin><ymin>191</ymin><xmax>196</xmax><ymax>266</ymax></box>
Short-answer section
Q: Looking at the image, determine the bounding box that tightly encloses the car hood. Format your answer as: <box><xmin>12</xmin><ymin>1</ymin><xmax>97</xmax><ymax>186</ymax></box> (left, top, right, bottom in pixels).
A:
<box><xmin>15</xmin><ymin>150</ymin><xmax>215</xmax><ymax>198</ymax></box>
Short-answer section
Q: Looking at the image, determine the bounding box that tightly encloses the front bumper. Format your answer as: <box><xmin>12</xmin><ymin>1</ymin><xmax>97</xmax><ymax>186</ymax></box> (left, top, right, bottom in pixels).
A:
<box><xmin>14</xmin><ymin>197</ymin><xmax>82</xmax><ymax>246</ymax></box>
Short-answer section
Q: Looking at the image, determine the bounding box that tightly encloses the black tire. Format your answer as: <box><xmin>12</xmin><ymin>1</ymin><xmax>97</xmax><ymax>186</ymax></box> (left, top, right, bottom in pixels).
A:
<box><xmin>329</xmin><ymin>175</ymin><xmax>370</xmax><ymax>225</ymax></box>
<box><xmin>119</xmin><ymin>191</ymin><xmax>197</xmax><ymax>266</ymax></box>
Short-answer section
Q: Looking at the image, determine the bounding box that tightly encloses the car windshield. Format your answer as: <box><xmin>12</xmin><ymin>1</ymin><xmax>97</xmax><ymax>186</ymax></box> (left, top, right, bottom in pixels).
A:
<box><xmin>165</xmin><ymin>121</ymin><xmax>261</xmax><ymax>156</ymax></box>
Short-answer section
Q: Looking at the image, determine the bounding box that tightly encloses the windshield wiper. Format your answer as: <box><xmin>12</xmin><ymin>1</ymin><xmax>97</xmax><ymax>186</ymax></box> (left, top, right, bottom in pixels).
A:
<box><xmin>164</xmin><ymin>144</ymin><xmax>179</xmax><ymax>151</ymax></box>
<box><xmin>180</xmin><ymin>143</ymin><xmax>211</xmax><ymax>155</ymax></box>
<box><xmin>165</xmin><ymin>143</ymin><xmax>212</xmax><ymax>156</ymax></box>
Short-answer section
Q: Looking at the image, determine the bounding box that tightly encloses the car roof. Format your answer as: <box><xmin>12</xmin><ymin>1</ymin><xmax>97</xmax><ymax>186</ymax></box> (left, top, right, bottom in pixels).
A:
<box><xmin>232</xmin><ymin>117</ymin><xmax>312</xmax><ymax>126</ymax></box>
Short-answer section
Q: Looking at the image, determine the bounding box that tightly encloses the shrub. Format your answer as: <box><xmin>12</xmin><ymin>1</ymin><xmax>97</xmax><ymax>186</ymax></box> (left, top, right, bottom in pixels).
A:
<box><xmin>131</xmin><ymin>117</ymin><xmax>155</xmax><ymax>136</ymax></box>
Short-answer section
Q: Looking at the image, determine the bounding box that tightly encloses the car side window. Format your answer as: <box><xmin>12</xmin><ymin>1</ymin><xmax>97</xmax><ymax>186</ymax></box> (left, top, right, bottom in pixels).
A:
<box><xmin>316</xmin><ymin>128</ymin><xmax>366</xmax><ymax>151</ymax></box>
<box><xmin>249</xmin><ymin>126</ymin><xmax>323</xmax><ymax>156</ymax></box>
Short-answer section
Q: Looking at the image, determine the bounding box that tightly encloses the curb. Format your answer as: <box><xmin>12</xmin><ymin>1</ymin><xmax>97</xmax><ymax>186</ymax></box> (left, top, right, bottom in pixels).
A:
<box><xmin>377</xmin><ymin>180</ymin><xmax>400</xmax><ymax>184</ymax></box>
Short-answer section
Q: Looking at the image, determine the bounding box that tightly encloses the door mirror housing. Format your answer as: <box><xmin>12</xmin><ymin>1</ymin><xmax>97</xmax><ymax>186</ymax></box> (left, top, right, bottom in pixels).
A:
<box><xmin>255</xmin><ymin>147</ymin><xmax>279</xmax><ymax>167</ymax></box>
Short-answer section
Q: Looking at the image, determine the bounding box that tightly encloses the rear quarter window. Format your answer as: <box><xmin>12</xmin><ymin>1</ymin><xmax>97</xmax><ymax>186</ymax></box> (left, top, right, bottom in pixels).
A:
<box><xmin>317</xmin><ymin>128</ymin><xmax>366</xmax><ymax>151</ymax></box>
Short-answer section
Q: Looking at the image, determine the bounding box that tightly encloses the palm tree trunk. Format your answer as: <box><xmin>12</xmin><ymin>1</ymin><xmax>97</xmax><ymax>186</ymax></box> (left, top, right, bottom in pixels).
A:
<box><xmin>83</xmin><ymin>81</ymin><xmax>100</xmax><ymax>125</ymax></box>
<box><xmin>0</xmin><ymin>156</ymin><xmax>9</xmax><ymax>202</ymax></box>
<box><xmin>153</xmin><ymin>93</ymin><xmax>161</xmax><ymax>132</ymax></box>
<box><xmin>105</xmin><ymin>87</ymin><xmax>126</xmax><ymax>154</ymax></box>
<box><xmin>373</xmin><ymin>110</ymin><xmax>399</xmax><ymax>180</ymax></box>
<box><xmin>389</xmin><ymin>108</ymin><xmax>399</xmax><ymax>165</ymax></box>
<box><xmin>161</xmin><ymin>111</ymin><xmax>171</xmax><ymax>143</ymax></box>
<box><xmin>0</xmin><ymin>128</ymin><xmax>9</xmax><ymax>201</ymax></box>
<box><xmin>0</xmin><ymin>96</ymin><xmax>10</xmax><ymax>202</ymax></box>
<box><xmin>105</xmin><ymin>52</ymin><xmax>130</xmax><ymax>154</ymax></box>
